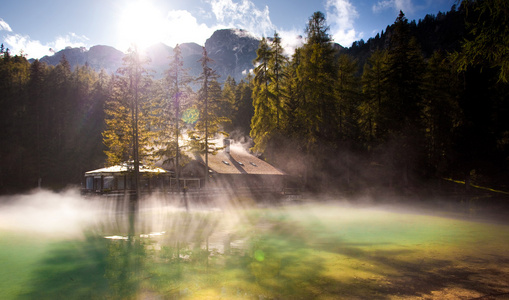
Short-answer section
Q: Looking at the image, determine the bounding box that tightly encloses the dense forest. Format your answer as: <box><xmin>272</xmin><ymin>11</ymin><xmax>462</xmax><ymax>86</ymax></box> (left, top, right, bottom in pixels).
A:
<box><xmin>0</xmin><ymin>0</ymin><xmax>507</xmax><ymax>195</ymax></box>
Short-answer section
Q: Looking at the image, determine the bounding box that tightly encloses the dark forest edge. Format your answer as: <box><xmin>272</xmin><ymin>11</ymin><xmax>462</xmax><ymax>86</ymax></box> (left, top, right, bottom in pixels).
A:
<box><xmin>0</xmin><ymin>0</ymin><xmax>508</xmax><ymax>202</ymax></box>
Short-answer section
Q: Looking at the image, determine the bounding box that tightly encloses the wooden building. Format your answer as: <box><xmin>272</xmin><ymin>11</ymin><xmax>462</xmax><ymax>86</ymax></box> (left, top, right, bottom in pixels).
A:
<box><xmin>82</xmin><ymin>162</ymin><xmax>172</xmax><ymax>195</ymax></box>
<box><xmin>83</xmin><ymin>141</ymin><xmax>296</xmax><ymax>199</ymax></box>
<box><xmin>178</xmin><ymin>140</ymin><xmax>288</xmax><ymax>195</ymax></box>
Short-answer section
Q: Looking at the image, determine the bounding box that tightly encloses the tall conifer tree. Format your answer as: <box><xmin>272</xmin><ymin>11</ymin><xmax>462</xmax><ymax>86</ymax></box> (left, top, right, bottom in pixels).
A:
<box><xmin>382</xmin><ymin>11</ymin><xmax>426</xmax><ymax>185</ymax></box>
<box><xmin>360</xmin><ymin>49</ymin><xmax>388</xmax><ymax>147</ymax></box>
<box><xmin>298</xmin><ymin>11</ymin><xmax>338</xmax><ymax>148</ymax></box>
<box><xmin>250</xmin><ymin>37</ymin><xmax>274</xmax><ymax>152</ymax></box>
<box><xmin>269</xmin><ymin>32</ymin><xmax>288</xmax><ymax>130</ymax></box>
<box><xmin>190</xmin><ymin>47</ymin><xmax>229</xmax><ymax>183</ymax></box>
<box><xmin>335</xmin><ymin>54</ymin><xmax>360</xmax><ymax>144</ymax></box>
<box><xmin>158</xmin><ymin>44</ymin><xmax>193</xmax><ymax>192</ymax></box>
<box><xmin>103</xmin><ymin>46</ymin><xmax>153</xmax><ymax>199</ymax></box>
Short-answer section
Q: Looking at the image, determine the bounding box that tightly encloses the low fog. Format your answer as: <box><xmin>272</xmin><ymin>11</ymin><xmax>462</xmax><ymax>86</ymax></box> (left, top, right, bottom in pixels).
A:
<box><xmin>1</xmin><ymin>186</ymin><xmax>508</xmax><ymax>299</ymax></box>
<box><xmin>0</xmin><ymin>189</ymin><xmax>103</xmax><ymax>238</ymax></box>
<box><xmin>1</xmin><ymin>184</ymin><xmax>507</xmax><ymax>241</ymax></box>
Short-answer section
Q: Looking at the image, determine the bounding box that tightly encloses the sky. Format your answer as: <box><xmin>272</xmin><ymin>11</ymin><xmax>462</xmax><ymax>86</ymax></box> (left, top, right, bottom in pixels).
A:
<box><xmin>0</xmin><ymin>0</ymin><xmax>456</xmax><ymax>59</ymax></box>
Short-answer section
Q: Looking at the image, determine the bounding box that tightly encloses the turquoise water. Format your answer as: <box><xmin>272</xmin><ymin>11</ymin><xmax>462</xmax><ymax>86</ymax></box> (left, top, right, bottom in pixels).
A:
<box><xmin>1</xmin><ymin>195</ymin><xmax>508</xmax><ymax>299</ymax></box>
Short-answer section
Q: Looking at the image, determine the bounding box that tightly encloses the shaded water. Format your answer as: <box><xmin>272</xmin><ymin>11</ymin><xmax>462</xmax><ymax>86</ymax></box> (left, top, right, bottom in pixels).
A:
<box><xmin>1</xmin><ymin>190</ymin><xmax>509</xmax><ymax>299</ymax></box>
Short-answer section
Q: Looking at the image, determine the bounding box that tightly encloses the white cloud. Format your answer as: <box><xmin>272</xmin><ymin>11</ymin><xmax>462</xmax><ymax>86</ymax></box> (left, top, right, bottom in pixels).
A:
<box><xmin>207</xmin><ymin>0</ymin><xmax>304</xmax><ymax>55</ymax></box>
<box><xmin>53</xmin><ymin>33</ymin><xmax>89</xmax><ymax>51</ymax></box>
<box><xmin>278</xmin><ymin>29</ymin><xmax>304</xmax><ymax>57</ymax></box>
<box><xmin>113</xmin><ymin>0</ymin><xmax>300</xmax><ymax>56</ymax></box>
<box><xmin>2</xmin><ymin>0</ymin><xmax>307</xmax><ymax>59</ymax></box>
<box><xmin>163</xmin><ymin>10</ymin><xmax>217</xmax><ymax>47</ymax></box>
<box><xmin>372</xmin><ymin>0</ymin><xmax>392</xmax><ymax>13</ymax></box>
<box><xmin>4</xmin><ymin>33</ymin><xmax>89</xmax><ymax>59</ymax></box>
<box><xmin>209</xmin><ymin>0</ymin><xmax>275</xmax><ymax>38</ymax></box>
<box><xmin>326</xmin><ymin>0</ymin><xmax>363</xmax><ymax>47</ymax></box>
<box><xmin>114</xmin><ymin>3</ymin><xmax>219</xmax><ymax>51</ymax></box>
<box><xmin>373</xmin><ymin>0</ymin><xmax>415</xmax><ymax>15</ymax></box>
<box><xmin>4</xmin><ymin>34</ymin><xmax>48</xmax><ymax>57</ymax></box>
<box><xmin>0</xmin><ymin>18</ymin><xmax>12</xmax><ymax>32</ymax></box>
<box><xmin>395</xmin><ymin>0</ymin><xmax>415</xmax><ymax>14</ymax></box>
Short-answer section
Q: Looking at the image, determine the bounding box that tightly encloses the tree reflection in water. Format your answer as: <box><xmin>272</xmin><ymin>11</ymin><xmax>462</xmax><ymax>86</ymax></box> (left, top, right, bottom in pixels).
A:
<box><xmin>19</xmin><ymin>201</ymin><xmax>329</xmax><ymax>299</ymax></box>
<box><xmin>18</xmin><ymin>201</ymin><xmax>509</xmax><ymax>299</ymax></box>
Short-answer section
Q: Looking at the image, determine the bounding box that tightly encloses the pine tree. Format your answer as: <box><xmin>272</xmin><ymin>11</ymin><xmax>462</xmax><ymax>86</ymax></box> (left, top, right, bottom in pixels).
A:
<box><xmin>103</xmin><ymin>46</ymin><xmax>154</xmax><ymax>198</ymax></box>
<box><xmin>190</xmin><ymin>47</ymin><xmax>229</xmax><ymax>183</ymax></box>
<box><xmin>0</xmin><ymin>54</ymin><xmax>31</xmax><ymax>190</ymax></box>
<box><xmin>156</xmin><ymin>44</ymin><xmax>194</xmax><ymax>191</ymax></box>
<box><xmin>221</xmin><ymin>76</ymin><xmax>237</xmax><ymax>133</ymax></box>
<box><xmin>65</xmin><ymin>64</ymin><xmax>104</xmax><ymax>183</ymax></box>
<box><xmin>250</xmin><ymin>32</ymin><xmax>290</xmax><ymax>153</ymax></box>
<box><xmin>458</xmin><ymin>0</ymin><xmax>509</xmax><ymax>83</ymax></box>
<box><xmin>269</xmin><ymin>32</ymin><xmax>288</xmax><ymax>129</ymax></box>
<box><xmin>382</xmin><ymin>11</ymin><xmax>425</xmax><ymax>136</ymax></box>
<box><xmin>381</xmin><ymin>11</ymin><xmax>426</xmax><ymax>185</ymax></box>
<box><xmin>422</xmin><ymin>51</ymin><xmax>462</xmax><ymax>176</ymax></box>
<box><xmin>250</xmin><ymin>37</ymin><xmax>274</xmax><ymax>152</ymax></box>
<box><xmin>232</xmin><ymin>76</ymin><xmax>254</xmax><ymax>137</ymax></box>
<box><xmin>360</xmin><ymin>49</ymin><xmax>388</xmax><ymax>147</ymax></box>
<box><xmin>87</xmin><ymin>69</ymin><xmax>110</xmax><ymax>167</ymax></box>
<box><xmin>281</xmin><ymin>48</ymin><xmax>305</xmax><ymax>140</ymax></box>
<box><xmin>298</xmin><ymin>11</ymin><xmax>338</xmax><ymax>147</ymax></box>
<box><xmin>27</xmin><ymin>60</ymin><xmax>47</xmax><ymax>186</ymax></box>
<box><xmin>335</xmin><ymin>54</ymin><xmax>360</xmax><ymax>144</ymax></box>
<box><xmin>44</xmin><ymin>55</ymin><xmax>73</xmax><ymax>187</ymax></box>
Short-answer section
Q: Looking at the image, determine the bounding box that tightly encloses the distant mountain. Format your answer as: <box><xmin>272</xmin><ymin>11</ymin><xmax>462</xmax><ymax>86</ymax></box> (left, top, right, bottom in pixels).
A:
<box><xmin>181</xmin><ymin>42</ymin><xmax>206</xmax><ymax>79</ymax></box>
<box><xmin>144</xmin><ymin>42</ymin><xmax>173</xmax><ymax>76</ymax></box>
<box><xmin>33</xmin><ymin>29</ymin><xmax>260</xmax><ymax>83</ymax></box>
<box><xmin>85</xmin><ymin>45</ymin><xmax>125</xmax><ymax>73</ymax></box>
<box><xmin>205</xmin><ymin>29</ymin><xmax>259</xmax><ymax>80</ymax></box>
<box><xmin>31</xmin><ymin>8</ymin><xmax>470</xmax><ymax>83</ymax></box>
<box><xmin>144</xmin><ymin>42</ymin><xmax>204</xmax><ymax>80</ymax></box>
<box><xmin>37</xmin><ymin>45</ymin><xmax>124</xmax><ymax>74</ymax></box>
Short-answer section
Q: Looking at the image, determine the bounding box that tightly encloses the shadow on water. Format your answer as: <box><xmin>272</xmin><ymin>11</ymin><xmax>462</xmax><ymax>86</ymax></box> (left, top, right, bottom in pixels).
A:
<box><xmin>18</xmin><ymin>234</ymin><xmax>110</xmax><ymax>299</ymax></box>
<box><xmin>273</xmin><ymin>206</ymin><xmax>509</xmax><ymax>299</ymax></box>
<box><xmin>17</xmin><ymin>193</ymin><xmax>145</xmax><ymax>300</ymax></box>
<box><xmin>18</xmin><ymin>233</ymin><xmax>151</xmax><ymax>300</ymax></box>
<box><xmin>14</xmin><ymin>197</ymin><xmax>509</xmax><ymax>299</ymax></box>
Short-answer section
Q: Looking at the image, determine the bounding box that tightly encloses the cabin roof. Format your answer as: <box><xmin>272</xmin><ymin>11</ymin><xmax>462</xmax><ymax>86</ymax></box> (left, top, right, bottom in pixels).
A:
<box><xmin>85</xmin><ymin>163</ymin><xmax>168</xmax><ymax>175</ymax></box>
<box><xmin>198</xmin><ymin>148</ymin><xmax>285</xmax><ymax>176</ymax></box>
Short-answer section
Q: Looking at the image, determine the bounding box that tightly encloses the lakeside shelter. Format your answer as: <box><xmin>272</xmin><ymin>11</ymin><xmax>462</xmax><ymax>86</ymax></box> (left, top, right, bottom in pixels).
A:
<box><xmin>82</xmin><ymin>162</ymin><xmax>172</xmax><ymax>195</ymax></box>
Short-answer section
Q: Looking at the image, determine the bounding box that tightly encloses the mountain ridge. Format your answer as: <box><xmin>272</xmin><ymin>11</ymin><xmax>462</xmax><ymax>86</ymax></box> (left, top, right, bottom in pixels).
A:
<box><xmin>33</xmin><ymin>29</ymin><xmax>260</xmax><ymax>82</ymax></box>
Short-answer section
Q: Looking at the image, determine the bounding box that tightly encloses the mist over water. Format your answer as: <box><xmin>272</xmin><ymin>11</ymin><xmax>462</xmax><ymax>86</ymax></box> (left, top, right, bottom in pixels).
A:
<box><xmin>0</xmin><ymin>187</ymin><xmax>502</xmax><ymax>238</ymax></box>
<box><xmin>0</xmin><ymin>186</ymin><xmax>506</xmax><ymax>242</ymax></box>
<box><xmin>1</xmin><ymin>188</ymin><xmax>508</xmax><ymax>299</ymax></box>
<box><xmin>0</xmin><ymin>189</ymin><xmax>104</xmax><ymax>238</ymax></box>
<box><xmin>0</xmin><ymin>187</ymin><xmax>260</xmax><ymax>241</ymax></box>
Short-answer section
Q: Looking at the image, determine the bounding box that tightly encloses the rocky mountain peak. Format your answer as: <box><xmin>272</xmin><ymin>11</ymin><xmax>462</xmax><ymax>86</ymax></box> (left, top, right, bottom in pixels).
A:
<box><xmin>37</xmin><ymin>45</ymin><xmax>124</xmax><ymax>74</ymax></box>
<box><xmin>32</xmin><ymin>29</ymin><xmax>260</xmax><ymax>82</ymax></box>
<box><xmin>205</xmin><ymin>29</ymin><xmax>259</xmax><ymax>80</ymax></box>
<box><xmin>205</xmin><ymin>29</ymin><xmax>259</xmax><ymax>56</ymax></box>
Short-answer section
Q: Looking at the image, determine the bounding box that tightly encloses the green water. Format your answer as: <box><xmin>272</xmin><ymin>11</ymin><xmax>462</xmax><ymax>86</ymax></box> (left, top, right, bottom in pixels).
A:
<box><xmin>1</xmin><ymin>203</ymin><xmax>508</xmax><ymax>299</ymax></box>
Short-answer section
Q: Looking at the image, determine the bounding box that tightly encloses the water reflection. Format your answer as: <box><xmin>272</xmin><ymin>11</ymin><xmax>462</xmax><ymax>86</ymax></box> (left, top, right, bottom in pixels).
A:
<box><xmin>18</xmin><ymin>234</ymin><xmax>110</xmax><ymax>299</ymax></box>
<box><xmin>11</xmin><ymin>198</ymin><xmax>509</xmax><ymax>299</ymax></box>
<box><xmin>16</xmin><ymin>196</ymin><xmax>328</xmax><ymax>299</ymax></box>
<box><xmin>105</xmin><ymin>235</ymin><xmax>145</xmax><ymax>299</ymax></box>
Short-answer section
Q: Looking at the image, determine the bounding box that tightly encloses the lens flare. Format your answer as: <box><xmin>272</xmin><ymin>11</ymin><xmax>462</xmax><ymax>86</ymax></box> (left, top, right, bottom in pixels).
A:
<box><xmin>182</xmin><ymin>108</ymin><xmax>199</xmax><ymax>124</ymax></box>
<box><xmin>254</xmin><ymin>249</ymin><xmax>265</xmax><ymax>261</ymax></box>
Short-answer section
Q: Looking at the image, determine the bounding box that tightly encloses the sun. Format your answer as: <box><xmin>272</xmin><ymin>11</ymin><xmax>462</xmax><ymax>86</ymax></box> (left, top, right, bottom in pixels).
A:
<box><xmin>116</xmin><ymin>2</ymin><xmax>167</xmax><ymax>51</ymax></box>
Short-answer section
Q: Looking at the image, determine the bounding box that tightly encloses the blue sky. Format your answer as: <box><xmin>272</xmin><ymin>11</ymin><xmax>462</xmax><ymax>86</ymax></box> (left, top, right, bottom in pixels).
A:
<box><xmin>0</xmin><ymin>0</ymin><xmax>455</xmax><ymax>59</ymax></box>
